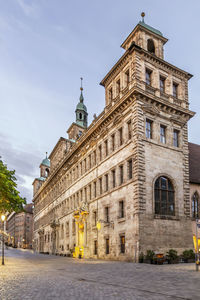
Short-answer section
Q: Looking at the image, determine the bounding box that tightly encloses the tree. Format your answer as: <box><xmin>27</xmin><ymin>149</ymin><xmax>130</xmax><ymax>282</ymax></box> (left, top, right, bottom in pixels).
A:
<box><xmin>0</xmin><ymin>157</ymin><xmax>26</xmax><ymax>213</ymax></box>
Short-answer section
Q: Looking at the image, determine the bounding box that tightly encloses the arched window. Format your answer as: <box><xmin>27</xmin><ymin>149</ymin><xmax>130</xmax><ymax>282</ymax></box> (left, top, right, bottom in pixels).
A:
<box><xmin>79</xmin><ymin>113</ymin><xmax>82</xmax><ymax>119</ymax></box>
<box><xmin>155</xmin><ymin>176</ymin><xmax>175</xmax><ymax>215</ymax></box>
<box><xmin>192</xmin><ymin>192</ymin><xmax>199</xmax><ymax>218</ymax></box>
<box><xmin>147</xmin><ymin>39</ymin><xmax>155</xmax><ymax>54</ymax></box>
<box><xmin>45</xmin><ymin>168</ymin><xmax>49</xmax><ymax>177</ymax></box>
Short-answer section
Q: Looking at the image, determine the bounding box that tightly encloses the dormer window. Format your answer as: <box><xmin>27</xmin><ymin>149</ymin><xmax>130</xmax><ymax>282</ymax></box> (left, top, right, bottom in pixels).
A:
<box><xmin>146</xmin><ymin>69</ymin><xmax>152</xmax><ymax>85</ymax></box>
<box><xmin>147</xmin><ymin>39</ymin><xmax>155</xmax><ymax>54</ymax></box>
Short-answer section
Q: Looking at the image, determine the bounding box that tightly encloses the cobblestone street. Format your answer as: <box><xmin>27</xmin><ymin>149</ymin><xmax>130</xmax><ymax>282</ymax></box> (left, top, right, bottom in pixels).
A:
<box><xmin>0</xmin><ymin>248</ymin><xmax>200</xmax><ymax>300</ymax></box>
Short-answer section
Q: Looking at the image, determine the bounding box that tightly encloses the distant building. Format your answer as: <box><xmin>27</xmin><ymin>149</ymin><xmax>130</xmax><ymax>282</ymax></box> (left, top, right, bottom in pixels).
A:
<box><xmin>33</xmin><ymin>16</ymin><xmax>197</xmax><ymax>260</ymax></box>
<box><xmin>7</xmin><ymin>203</ymin><xmax>33</xmax><ymax>249</ymax></box>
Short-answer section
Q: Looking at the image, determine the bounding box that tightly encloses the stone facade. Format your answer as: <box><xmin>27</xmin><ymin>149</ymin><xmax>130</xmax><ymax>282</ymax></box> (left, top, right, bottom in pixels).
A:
<box><xmin>33</xmin><ymin>19</ymin><xmax>196</xmax><ymax>261</ymax></box>
<box><xmin>7</xmin><ymin>204</ymin><xmax>33</xmax><ymax>249</ymax></box>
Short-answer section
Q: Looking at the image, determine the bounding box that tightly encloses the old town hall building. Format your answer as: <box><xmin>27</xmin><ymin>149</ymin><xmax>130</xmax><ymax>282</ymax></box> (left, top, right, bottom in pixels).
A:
<box><xmin>33</xmin><ymin>16</ymin><xmax>197</xmax><ymax>261</ymax></box>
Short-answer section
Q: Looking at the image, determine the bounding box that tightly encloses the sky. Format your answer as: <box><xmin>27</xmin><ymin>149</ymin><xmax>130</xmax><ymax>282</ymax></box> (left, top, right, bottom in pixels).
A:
<box><xmin>0</xmin><ymin>0</ymin><xmax>200</xmax><ymax>203</ymax></box>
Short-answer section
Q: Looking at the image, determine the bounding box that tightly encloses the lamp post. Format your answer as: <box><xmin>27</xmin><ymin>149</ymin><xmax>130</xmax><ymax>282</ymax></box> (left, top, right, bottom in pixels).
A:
<box><xmin>1</xmin><ymin>214</ymin><xmax>6</xmax><ymax>265</ymax></box>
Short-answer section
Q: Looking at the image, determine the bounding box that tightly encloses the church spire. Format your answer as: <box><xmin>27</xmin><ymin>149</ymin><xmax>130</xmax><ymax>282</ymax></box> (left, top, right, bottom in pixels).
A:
<box><xmin>75</xmin><ymin>77</ymin><xmax>88</xmax><ymax>129</ymax></box>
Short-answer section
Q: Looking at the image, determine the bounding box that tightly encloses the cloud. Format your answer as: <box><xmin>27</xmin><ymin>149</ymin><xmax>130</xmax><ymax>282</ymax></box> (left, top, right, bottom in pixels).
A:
<box><xmin>16</xmin><ymin>0</ymin><xmax>39</xmax><ymax>17</ymax></box>
<box><xmin>0</xmin><ymin>133</ymin><xmax>41</xmax><ymax>203</ymax></box>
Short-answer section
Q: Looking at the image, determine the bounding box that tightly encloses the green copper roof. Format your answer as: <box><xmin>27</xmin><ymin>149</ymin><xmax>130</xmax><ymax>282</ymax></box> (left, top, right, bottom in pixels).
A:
<box><xmin>36</xmin><ymin>177</ymin><xmax>46</xmax><ymax>181</ymax></box>
<box><xmin>76</xmin><ymin>102</ymin><xmax>87</xmax><ymax>112</ymax></box>
<box><xmin>41</xmin><ymin>158</ymin><xmax>50</xmax><ymax>167</ymax></box>
<box><xmin>139</xmin><ymin>21</ymin><xmax>163</xmax><ymax>37</ymax></box>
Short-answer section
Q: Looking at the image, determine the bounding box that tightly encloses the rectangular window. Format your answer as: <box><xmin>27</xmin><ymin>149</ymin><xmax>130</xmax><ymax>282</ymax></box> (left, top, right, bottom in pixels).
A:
<box><xmin>173</xmin><ymin>82</ymin><xmax>178</xmax><ymax>98</ymax></box>
<box><xmin>106</xmin><ymin>238</ymin><xmax>109</xmax><ymax>255</ymax></box>
<box><xmin>94</xmin><ymin>181</ymin><xmax>97</xmax><ymax>198</ymax></box>
<box><xmin>128</xmin><ymin>159</ymin><xmax>133</xmax><ymax>180</ymax></box>
<box><xmin>89</xmin><ymin>154</ymin><xmax>91</xmax><ymax>169</ymax></box>
<box><xmin>116</xmin><ymin>79</ymin><xmax>120</xmax><ymax>95</ymax></box>
<box><xmin>119</xmin><ymin>165</ymin><xmax>124</xmax><ymax>185</ymax></box>
<box><xmin>99</xmin><ymin>145</ymin><xmax>102</xmax><ymax>161</ymax></box>
<box><xmin>84</xmin><ymin>158</ymin><xmax>86</xmax><ymax>173</ymax></box>
<box><xmin>76</xmin><ymin>165</ymin><xmax>79</xmax><ymax>179</ymax></box>
<box><xmin>72</xmin><ymin>219</ymin><xmax>75</xmax><ymax>235</ymax></box>
<box><xmin>125</xmin><ymin>69</ymin><xmax>130</xmax><ymax>87</ymax></box>
<box><xmin>66</xmin><ymin>222</ymin><xmax>69</xmax><ymax>236</ymax></box>
<box><xmin>89</xmin><ymin>184</ymin><xmax>92</xmax><ymax>200</ymax></box>
<box><xmin>111</xmin><ymin>134</ymin><xmax>115</xmax><ymax>151</ymax></box>
<box><xmin>127</xmin><ymin>121</ymin><xmax>132</xmax><ymax>140</ymax></box>
<box><xmin>112</xmin><ymin>169</ymin><xmax>116</xmax><ymax>188</ymax></box>
<box><xmin>80</xmin><ymin>162</ymin><xmax>83</xmax><ymax>176</ymax></box>
<box><xmin>173</xmin><ymin>130</ymin><xmax>179</xmax><ymax>147</ymax></box>
<box><xmin>93</xmin><ymin>150</ymin><xmax>96</xmax><ymax>166</ymax></box>
<box><xmin>119</xmin><ymin>200</ymin><xmax>124</xmax><ymax>218</ymax></box>
<box><xmin>160</xmin><ymin>76</ymin><xmax>165</xmax><ymax>93</ymax></box>
<box><xmin>84</xmin><ymin>187</ymin><xmax>87</xmax><ymax>201</ymax></box>
<box><xmin>146</xmin><ymin>119</ymin><xmax>153</xmax><ymax>139</ymax></box>
<box><xmin>146</xmin><ymin>69</ymin><xmax>152</xmax><ymax>85</ymax></box>
<box><xmin>160</xmin><ymin>125</ymin><xmax>166</xmax><ymax>144</ymax></box>
<box><xmin>105</xmin><ymin>207</ymin><xmax>109</xmax><ymax>223</ymax></box>
<box><xmin>108</xmin><ymin>87</ymin><xmax>113</xmax><ymax>101</ymax></box>
<box><xmin>93</xmin><ymin>211</ymin><xmax>97</xmax><ymax>226</ymax></box>
<box><xmin>94</xmin><ymin>240</ymin><xmax>98</xmax><ymax>255</ymax></box>
<box><xmin>120</xmin><ymin>235</ymin><xmax>125</xmax><ymax>254</ymax></box>
<box><xmin>99</xmin><ymin>177</ymin><xmax>103</xmax><ymax>195</ymax></box>
<box><xmin>80</xmin><ymin>190</ymin><xmax>83</xmax><ymax>201</ymax></box>
<box><xmin>104</xmin><ymin>140</ymin><xmax>108</xmax><ymax>157</ymax></box>
<box><xmin>105</xmin><ymin>174</ymin><xmax>109</xmax><ymax>192</ymax></box>
<box><xmin>119</xmin><ymin>127</ymin><xmax>123</xmax><ymax>146</ymax></box>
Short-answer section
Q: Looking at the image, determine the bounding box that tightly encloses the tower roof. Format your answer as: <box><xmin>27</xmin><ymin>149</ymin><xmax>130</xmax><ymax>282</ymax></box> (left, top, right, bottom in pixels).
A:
<box><xmin>41</xmin><ymin>153</ymin><xmax>50</xmax><ymax>167</ymax></box>
<box><xmin>138</xmin><ymin>20</ymin><xmax>163</xmax><ymax>37</ymax></box>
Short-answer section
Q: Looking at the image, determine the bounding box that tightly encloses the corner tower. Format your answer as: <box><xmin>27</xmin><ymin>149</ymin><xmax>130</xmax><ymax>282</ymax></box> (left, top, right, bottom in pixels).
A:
<box><xmin>67</xmin><ymin>78</ymin><xmax>88</xmax><ymax>140</ymax></box>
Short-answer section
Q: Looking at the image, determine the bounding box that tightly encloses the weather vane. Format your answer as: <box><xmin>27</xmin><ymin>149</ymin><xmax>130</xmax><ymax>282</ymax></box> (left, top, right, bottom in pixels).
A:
<box><xmin>80</xmin><ymin>77</ymin><xmax>83</xmax><ymax>91</ymax></box>
<box><xmin>46</xmin><ymin>152</ymin><xmax>48</xmax><ymax>158</ymax></box>
<box><xmin>141</xmin><ymin>12</ymin><xmax>145</xmax><ymax>22</ymax></box>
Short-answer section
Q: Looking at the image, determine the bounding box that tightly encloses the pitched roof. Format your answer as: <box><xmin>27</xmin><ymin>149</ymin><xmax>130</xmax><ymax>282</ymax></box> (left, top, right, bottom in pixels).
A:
<box><xmin>189</xmin><ymin>142</ymin><xmax>200</xmax><ymax>184</ymax></box>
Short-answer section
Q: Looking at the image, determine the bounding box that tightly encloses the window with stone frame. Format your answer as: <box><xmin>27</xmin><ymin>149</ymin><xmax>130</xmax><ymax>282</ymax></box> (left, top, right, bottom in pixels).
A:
<box><xmin>94</xmin><ymin>240</ymin><xmax>98</xmax><ymax>255</ymax></box>
<box><xmin>116</xmin><ymin>79</ymin><xmax>120</xmax><ymax>95</ymax></box>
<box><xmin>93</xmin><ymin>150</ymin><xmax>97</xmax><ymax>166</ymax></box>
<box><xmin>104</xmin><ymin>139</ymin><xmax>108</xmax><ymax>157</ymax></box>
<box><xmin>93</xmin><ymin>211</ymin><xmax>97</xmax><ymax>226</ymax></box>
<box><xmin>127</xmin><ymin>120</ymin><xmax>132</xmax><ymax>140</ymax></box>
<box><xmin>108</xmin><ymin>87</ymin><xmax>113</xmax><ymax>102</ymax></box>
<box><xmin>93</xmin><ymin>181</ymin><xmax>97</xmax><ymax>198</ymax></box>
<box><xmin>105</xmin><ymin>238</ymin><xmax>109</xmax><ymax>255</ymax></box>
<box><xmin>111</xmin><ymin>134</ymin><xmax>115</xmax><ymax>151</ymax></box>
<box><xmin>84</xmin><ymin>187</ymin><xmax>87</xmax><ymax>202</ymax></box>
<box><xmin>155</xmin><ymin>176</ymin><xmax>175</xmax><ymax>216</ymax></box>
<box><xmin>128</xmin><ymin>159</ymin><xmax>133</xmax><ymax>180</ymax></box>
<box><xmin>125</xmin><ymin>69</ymin><xmax>130</xmax><ymax>87</ymax></box>
<box><xmin>192</xmin><ymin>192</ymin><xmax>199</xmax><ymax>219</ymax></box>
<box><xmin>119</xmin><ymin>127</ymin><xmax>123</xmax><ymax>146</ymax></box>
<box><xmin>160</xmin><ymin>125</ymin><xmax>166</xmax><ymax>144</ymax></box>
<box><xmin>105</xmin><ymin>174</ymin><xmax>109</xmax><ymax>192</ymax></box>
<box><xmin>89</xmin><ymin>184</ymin><xmax>92</xmax><ymax>200</ymax></box>
<box><xmin>119</xmin><ymin>165</ymin><xmax>124</xmax><ymax>185</ymax></box>
<box><xmin>89</xmin><ymin>154</ymin><xmax>92</xmax><ymax>169</ymax></box>
<box><xmin>84</xmin><ymin>158</ymin><xmax>87</xmax><ymax>173</ymax></box>
<box><xmin>66</xmin><ymin>221</ymin><xmax>69</xmax><ymax>236</ymax></box>
<box><xmin>112</xmin><ymin>169</ymin><xmax>116</xmax><ymax>188</ymax></box>
<box><xmin>173</xmin><ymin>82</ymin><xmax>178</xmax><ymax>98</ymax></box>
<box><xmin>99</xmin><ymin>177</ymin><xmax>103</xmax><ymax>195</ymax></box>
<box><xmin>119</xmin><ymin>200</ymin><xmax>124</xmax><ymax>218</ymax></box>
<box><xmin>99</xmin><ymin>145</ymin><xmax>102</xmax><ymax>161</ymax></box>
<box><xmin>160</xmin><ymin>76</ymin><xmax>166</xmax><ymax>93</ymax></box>
<box><xmin>173</xmin><ymin>129</ymin><xmax>179</xmax><ymax>147</ymax></box>
<box><xmin>145</xmin><ymin>68</ymin><xmax>152</xmax><ymax>85</ymax></box>
<box><xmin>80</xmin><ymin>161</ymin><xmax>83</xmax><ymax>176</ymax></box>
<box><xmin>105</xmin><ymin>206</ymin><xmax>109</xmax><ymax>223</ymax></box>
<box><xmin>120</xmin><ymin>235</ymin><xmax>125</xmax><ymax>254</ymax></box>
<box><xmin>72</xmin><ymin>219</ymin><xmax>76</xmax><ymax>235</ymax></box>
<box><xmin>146</xmin><ymin>119</ymin><xmax>153</xmax><ymax>139</ymax></box>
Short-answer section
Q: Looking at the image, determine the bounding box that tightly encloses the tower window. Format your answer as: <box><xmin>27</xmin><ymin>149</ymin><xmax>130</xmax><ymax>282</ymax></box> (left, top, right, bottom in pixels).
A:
<box><xmin>145</xmin><ymin>69</ymin><xmax>152</xmax><ymax>85</ymax></box>
<box><xmin>79</xmin><ymin>113</ymin><xmax>82</xmax><ymax>119</ymax></box>
<box><xmin>155</xmin><ymin>176</ymin><xmax>175</xmax><ymax>216</ymax></box>
<box><xmin>147</xmin><ymin>39</ymin><xmax>155</xmax><ymax>54</ymax></box>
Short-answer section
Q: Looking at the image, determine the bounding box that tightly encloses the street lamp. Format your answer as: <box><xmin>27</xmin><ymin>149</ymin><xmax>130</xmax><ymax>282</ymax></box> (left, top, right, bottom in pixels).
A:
<box><xmin>1</xmin><ymin>214</ymin><xmax>6</xmax><ymax>265</ymax></box>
